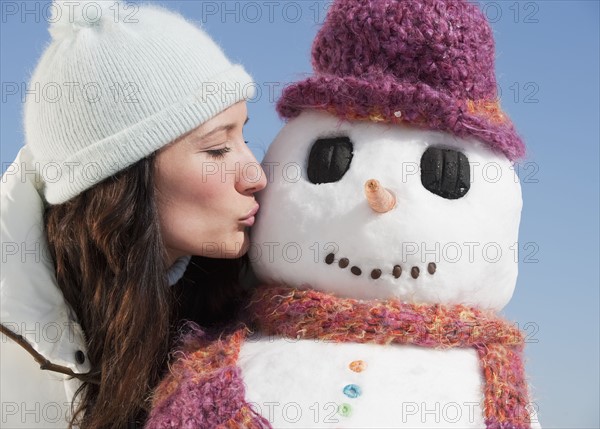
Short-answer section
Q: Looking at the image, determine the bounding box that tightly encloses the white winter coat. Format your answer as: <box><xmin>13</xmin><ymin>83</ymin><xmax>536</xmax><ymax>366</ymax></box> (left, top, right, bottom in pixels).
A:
<box><xmin>1</xmin><ymin>146</ymin><xmax>189</xmax><ymax>428</ymax></box>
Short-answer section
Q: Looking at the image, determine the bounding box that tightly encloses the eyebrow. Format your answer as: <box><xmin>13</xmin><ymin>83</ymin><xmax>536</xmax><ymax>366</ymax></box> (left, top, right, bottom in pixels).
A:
<box><xmin>193</xmin><ymin>117</ymin><xmax>250</xmax><ymax>143</ymax></box>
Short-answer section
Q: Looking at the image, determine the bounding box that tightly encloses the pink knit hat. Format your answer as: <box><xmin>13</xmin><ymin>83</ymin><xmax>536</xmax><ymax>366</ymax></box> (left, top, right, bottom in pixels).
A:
<box><xmin>277</xmin><ymin>0</ymin><xmax>525</xmax><ymax>161</ymax></box>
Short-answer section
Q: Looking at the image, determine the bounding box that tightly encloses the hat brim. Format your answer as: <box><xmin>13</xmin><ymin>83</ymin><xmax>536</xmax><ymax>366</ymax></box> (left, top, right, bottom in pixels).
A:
<box><xmin>276</xmin><ymin>74</ymin><xmax>525</xmax><ymax>161</ymax></box>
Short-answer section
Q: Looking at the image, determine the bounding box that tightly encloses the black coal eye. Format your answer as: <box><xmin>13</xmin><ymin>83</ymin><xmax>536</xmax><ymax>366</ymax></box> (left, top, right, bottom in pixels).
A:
<box><xmin>420</xmin><ymin>147</ymin><xmax>470</xmax><ymax>199</ymax></box>
<box><xmin>307</xmin><ymin>136</ymin><xmax>354</xmax><ymax>184</ymax></box>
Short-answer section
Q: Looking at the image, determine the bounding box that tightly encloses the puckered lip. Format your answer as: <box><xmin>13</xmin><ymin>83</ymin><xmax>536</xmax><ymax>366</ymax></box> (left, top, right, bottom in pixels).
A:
<box><xmin>240</xmin><ymin>203</ymin><xmax>260</xmax><ymax>220</ymax></box>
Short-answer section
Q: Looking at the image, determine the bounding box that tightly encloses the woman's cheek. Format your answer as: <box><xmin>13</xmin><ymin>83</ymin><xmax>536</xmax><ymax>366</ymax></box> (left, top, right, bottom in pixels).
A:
<box><xmin>191</xmin><ymin>166</ymin><xmax>230</xmax><ymax>198</ymax></box>
<box><xmin>181</xmin><ymin>158</ymin><xmax>225</xmax><ymax>194</ymax></box>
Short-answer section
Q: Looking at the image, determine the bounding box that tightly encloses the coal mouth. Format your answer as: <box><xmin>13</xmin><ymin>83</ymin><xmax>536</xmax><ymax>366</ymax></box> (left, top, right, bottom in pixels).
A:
<box><xmin>324</xmin><ymin>252</ymin><xmax>437</xmax><ymax>280</ymax></box>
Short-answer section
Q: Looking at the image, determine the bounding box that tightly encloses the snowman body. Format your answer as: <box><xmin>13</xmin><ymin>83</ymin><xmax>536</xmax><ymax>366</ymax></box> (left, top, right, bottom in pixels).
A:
<box><xmin>245</xmin><ymin>110</ymin><xmax>528</xmax><ymax>428</ymax></box>
<box><xmin>239</xmin><ymin>336</ymin><xmax>485</xmax><ymax>428</ymax></box>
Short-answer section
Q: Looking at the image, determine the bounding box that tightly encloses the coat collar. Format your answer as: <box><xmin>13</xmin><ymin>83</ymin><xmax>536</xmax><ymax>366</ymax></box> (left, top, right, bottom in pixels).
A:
<box><xmin>1</xmin><ymin>147</ymin><xmax>90</xmax><ymax>373</ymax></box>
<box><xmin>1</xmin><ymin>146</ymin><xmax>191</xmax><ymax>374</ymax></box>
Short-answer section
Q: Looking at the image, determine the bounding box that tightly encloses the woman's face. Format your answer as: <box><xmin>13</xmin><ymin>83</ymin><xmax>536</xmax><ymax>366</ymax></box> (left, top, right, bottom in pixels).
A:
<box><xmin>155</xmin><ymin>101</ymin><xmax>267</xmax><ymax>265</ymax></box>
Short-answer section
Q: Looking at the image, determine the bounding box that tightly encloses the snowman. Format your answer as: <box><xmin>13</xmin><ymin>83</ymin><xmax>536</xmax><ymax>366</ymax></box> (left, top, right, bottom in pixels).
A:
<box><xmin>240</xmin><ymin>0</ymin><xmax>539</xmax><ymax>427</ymax></box>
<box><xmin>145</xmin><ymin>0</ymin><xmax>539</xmax><ymax>428</ymax></box>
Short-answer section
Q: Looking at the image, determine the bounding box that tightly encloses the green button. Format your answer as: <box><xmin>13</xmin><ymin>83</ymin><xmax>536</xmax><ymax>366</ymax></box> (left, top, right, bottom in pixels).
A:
<box><xmin>338</xmin><ymin>403</ymin><xmax>353</xmax><ymax>418</ymax></box>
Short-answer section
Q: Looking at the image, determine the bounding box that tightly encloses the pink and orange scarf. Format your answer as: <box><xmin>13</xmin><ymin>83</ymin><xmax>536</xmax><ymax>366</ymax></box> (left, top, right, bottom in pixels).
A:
<box><xmin>146</xmin><ymin>285</ymin><xmax>534</xmax><ymax>429</ymax></box>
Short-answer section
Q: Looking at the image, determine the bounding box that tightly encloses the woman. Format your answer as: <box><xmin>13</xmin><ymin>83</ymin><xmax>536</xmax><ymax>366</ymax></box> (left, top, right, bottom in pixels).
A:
<box><xmin>0</xmin><ymin>1</ymin><xmax>266</xmax><ymax>428</ymax></box>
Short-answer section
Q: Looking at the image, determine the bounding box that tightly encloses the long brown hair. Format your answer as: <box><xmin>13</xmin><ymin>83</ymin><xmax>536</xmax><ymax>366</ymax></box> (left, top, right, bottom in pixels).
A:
<box><xmin>44</xmin><ymin>152</ymin><xmax>249</xmax><ymax>428</ymax></box>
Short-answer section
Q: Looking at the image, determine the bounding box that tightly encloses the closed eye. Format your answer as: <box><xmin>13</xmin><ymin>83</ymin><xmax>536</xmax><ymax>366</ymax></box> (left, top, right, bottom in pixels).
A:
<box><xmin>205</xmin><ymin>147</ymin><xmax>232</xmax><ymax>159</ymax></box>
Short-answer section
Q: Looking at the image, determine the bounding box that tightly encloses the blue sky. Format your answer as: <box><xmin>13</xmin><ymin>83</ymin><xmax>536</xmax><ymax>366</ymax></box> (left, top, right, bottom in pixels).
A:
<box><xmin>1</xmin><ymin>1</ymin><xmax>598</xmax><ymax>427</ymax></box>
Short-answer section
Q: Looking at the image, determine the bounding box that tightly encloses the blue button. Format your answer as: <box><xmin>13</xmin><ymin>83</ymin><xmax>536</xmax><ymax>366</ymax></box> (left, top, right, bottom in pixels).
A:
<box><xmin>343</xmin><ymin>384</ymin><xmax>362</xmax><ymax>399</ymax></box>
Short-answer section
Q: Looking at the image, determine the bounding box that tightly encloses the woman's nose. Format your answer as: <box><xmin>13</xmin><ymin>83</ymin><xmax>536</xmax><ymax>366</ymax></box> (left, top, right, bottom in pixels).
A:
<box><xmin>364</xmin><ymin>179</ymin><xmax>396</xmax><ymax>213</ymax></box>
<box><xmin>236</xmin><ymin>157</ymin><xmax>267</xmax><ymax>195</ymax></box>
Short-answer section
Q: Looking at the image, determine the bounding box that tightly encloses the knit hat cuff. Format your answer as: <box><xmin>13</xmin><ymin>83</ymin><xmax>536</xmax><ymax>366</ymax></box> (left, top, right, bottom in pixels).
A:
<box><xmin>277</xmin><ymin>74</ymin><xmax>525</xmax><ymax>161</ymax></box>
<box><xmin>42</xmin><ymin>64</ymin><xmax>255</xmax><ymax>205</ymax></box>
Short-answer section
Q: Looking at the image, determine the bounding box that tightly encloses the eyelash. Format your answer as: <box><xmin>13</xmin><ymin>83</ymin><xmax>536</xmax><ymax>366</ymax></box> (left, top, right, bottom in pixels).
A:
<box><xmin>204</xmin><ymin>141</ymin><xmax>249</xmax><ymax>159</ymax></box>
<box><xmin>206</xmin><ymin>147</ymin><xmax>232</xmax><ymax>159</ymax></box>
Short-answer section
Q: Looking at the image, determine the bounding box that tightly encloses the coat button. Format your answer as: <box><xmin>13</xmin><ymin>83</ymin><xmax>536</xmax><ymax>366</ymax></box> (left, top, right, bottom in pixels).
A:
<box><xmin>75</xmin><ymin>350</ymin><xmax>86</xmax><ymax>364</ymax></box>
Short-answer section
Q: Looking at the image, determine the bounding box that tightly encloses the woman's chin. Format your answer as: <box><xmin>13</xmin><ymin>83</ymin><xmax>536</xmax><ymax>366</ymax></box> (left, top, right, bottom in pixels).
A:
<box><xmin>182</xmin><ymin>230</ymin><xmax>250</xmax><ymax>259</ymax></box>
<box><xmin>235</xmin><ymin>233</ymin><xmax>251</xmax><ymax>258</ymax></box>
<box><xmin>218</xmin><ymin>231</ymin><xmax>250</xmax><ymax>259</ymax></box>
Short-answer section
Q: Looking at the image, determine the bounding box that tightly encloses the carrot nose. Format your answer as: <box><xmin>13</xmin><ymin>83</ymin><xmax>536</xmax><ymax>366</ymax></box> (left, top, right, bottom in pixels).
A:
<box><xmin>364</xmin><ymin>179</ymin><xmax>396</xmax><ymax>213</ymax></box>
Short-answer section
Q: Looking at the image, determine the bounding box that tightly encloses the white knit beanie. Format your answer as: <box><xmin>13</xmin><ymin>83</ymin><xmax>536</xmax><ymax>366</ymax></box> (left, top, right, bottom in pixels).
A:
<box><xmin>24</xmin><ymin>0</ymin><xmax>255</xmax><ymax>204</ymax></box>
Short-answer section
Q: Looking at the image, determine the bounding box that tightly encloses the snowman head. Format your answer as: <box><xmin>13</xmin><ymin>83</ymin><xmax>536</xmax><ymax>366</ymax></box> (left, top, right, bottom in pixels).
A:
<box><xmin>250</xmin><ymin>111</ymin><xmax>522</xmax><ymax>310</ymax></box>
<box><xmin>251</xmin><ymin>0</ymin><xmax>526</xmax><ymax>311</ymax></box>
